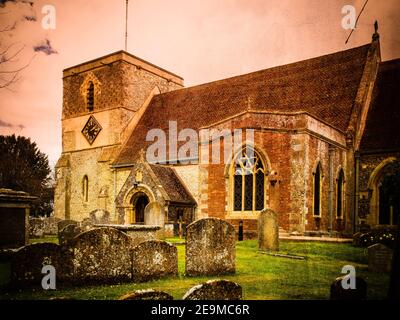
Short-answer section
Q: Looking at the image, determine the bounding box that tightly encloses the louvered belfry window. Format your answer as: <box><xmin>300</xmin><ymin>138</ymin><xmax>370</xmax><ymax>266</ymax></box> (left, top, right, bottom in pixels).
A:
<box><xmin>87</xmin><ymin>81</ymin><xmax>94</xmax><ymax>112</ymax></box>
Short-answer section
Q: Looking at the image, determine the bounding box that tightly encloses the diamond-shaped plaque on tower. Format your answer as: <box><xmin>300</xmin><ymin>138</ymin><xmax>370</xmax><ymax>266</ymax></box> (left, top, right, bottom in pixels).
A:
<box><xmin>81</xmin><ymin>115</ymin><xmax>102</xmax><ymax>145</ymax></box>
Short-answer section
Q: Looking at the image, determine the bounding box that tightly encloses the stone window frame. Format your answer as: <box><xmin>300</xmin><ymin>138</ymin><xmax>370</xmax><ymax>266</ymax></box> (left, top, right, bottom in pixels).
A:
<box><xmin>336</xmin><ymin>168</ymin><xmax>346</xmax><ymax>218</ymax></box>
<box><xmin>225</xmin><ymin>145</ymin><xmax>269</xmax><ymax>218</ymax></box>
<box><xmin>367</xmin><ymin>157</ymin><xmax>399</xmax><ymax>226</ymax></box>
<box><xmin>82</xmin><ymin>175</ymin><xmax>89</xmax><ymax>202</ymax></box>
<box><xmin>312</xmin><ymin>161</ymin><xmax>323</xmax><ymax>218</ymax></box>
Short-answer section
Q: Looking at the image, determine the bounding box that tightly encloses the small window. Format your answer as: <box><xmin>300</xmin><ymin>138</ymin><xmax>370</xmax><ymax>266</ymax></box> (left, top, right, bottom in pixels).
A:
<box><xmin>313</xmin><ymin>163</ymin><xmax>322</xmax><ymax>216</ymax></box>
<box><xmin>82</xmin><ymin>175</ymin><xmax>89</xmax><ymax>202</ymax></box>
<box><xmin>337</xmin><ymin>169</ymin><xmax>345</xmax><ymax>217</ymax></box>
<box><xmin>87</xmin><ymin>82</ymin><xmax>94</xmax><ymax>112</ymax></box>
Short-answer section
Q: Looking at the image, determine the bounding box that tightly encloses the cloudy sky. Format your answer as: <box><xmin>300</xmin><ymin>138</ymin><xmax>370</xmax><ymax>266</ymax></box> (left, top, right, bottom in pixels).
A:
<box><xmin>0</xmin><ymin>0</ymin><xmax>399</xmax><ymax>167</ymax></box>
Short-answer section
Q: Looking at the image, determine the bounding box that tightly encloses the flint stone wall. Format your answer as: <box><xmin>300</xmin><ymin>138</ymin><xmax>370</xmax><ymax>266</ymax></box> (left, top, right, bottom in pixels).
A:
<box><xmin>183</xmin><ymin>280</ymin><xmax>242</xmax><ymax>300</ymax></box>
<box><xmin>186</xmin><ymin>218</ymin><xmax>236</xmax><ymax>276</ymax></box>
<box><xmin>131</xmin><ymin>240</ymin><xmax>178</xmax><ymax>282</ymax></box>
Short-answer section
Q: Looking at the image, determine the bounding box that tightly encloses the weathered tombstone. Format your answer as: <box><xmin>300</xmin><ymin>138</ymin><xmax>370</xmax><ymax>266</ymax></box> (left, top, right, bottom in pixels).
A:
<box><xmin>43</xmin><ymin>217</ymin><xmax>62</xmax><ymax>235</ymax></box>
<box><xmin>368</xmin><ymin>243</ymin><xmax>393</xmax><ymax>273</ymax></box>
<box><xmin>89</xmin><ymin>209</ymin><xmax>110</xmax><ymax>224</ymax></box>
<box><xmin>59</xmin><ymin>224</ymin><xmax>82</xmax><ymax>245</ymax></box>
<box><xmin>119</xmin><ymin>289</ymin><xmax>173</xmax><ymax>300</ymax></box>
<box><xmin>57</xmin><ymin>219</ymin><xmax>78</xmax><ymax>233</ymax></box>
<box><xmin>131</xmin><ymin>240</ymin><xmax>178</xmax><ymax>282</ymax></box>
<box><xmin>144</xmin><ymin>201</ymin><xmax>164</xmax><ymax>226</ymax></box>
<box><xmin>352</xmin><ymin>232</ymin><xmax>363</xmax><ymax>247</ymax></box>
<box><xmin>185</xmin><ymin>218</ymin><xmax>236</xmax><ymax>276</ymax></box>
<box><xmin>0</xmin><ymin>189</ymin><xmax>36</xmax><ymax>248</ymax></box>
<box><xmin>29</xmin><ymin>217</ymin><xmax>45</xmax><ymax>238</ymax></box>
<box><xmin>80</xmin><ymin>217</ymin><xmax>93</xmax><ymax>231</ymax></box>
<box><xmin>330</xmin><ymin>276</ymin><xmax>367</xmax><ymax>300</ymax></box>
<box><xmin>68</xmin><ymin>227</ymin><xmax>133</xmax><ymax>284</ymax></box>
<box><xmin>10</xmin><ymin>243</ymin><xmax>64</xmax><ymax>288</ymax></box>
<box><xmin>183</xmin><ymin>280</ymin><xmax>242</xmax><ymax>300</ymax></box>
<box><xmin>258</xmin><ymin>208</ymin><xmax>279</xmax><ymax>252</ymax></box>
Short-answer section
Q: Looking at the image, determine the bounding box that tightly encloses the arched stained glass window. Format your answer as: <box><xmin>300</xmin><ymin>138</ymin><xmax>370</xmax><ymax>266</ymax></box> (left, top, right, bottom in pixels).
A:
<box><xmin>232</xmin><ymin>148</ymin><xmax>265</xmax><ymax>212</ymax></box>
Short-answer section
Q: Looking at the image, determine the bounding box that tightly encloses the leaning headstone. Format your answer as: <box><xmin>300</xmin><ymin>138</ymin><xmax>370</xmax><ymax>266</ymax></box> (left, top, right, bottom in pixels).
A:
<box><xmin>119</xmin><ymin>289</ymin><xmax>173</xmax><ymax>300</ymax></box>
<box><xmin>10</xmin><ymin>243</ymin><xmax>63</xmax><ymax>288</ymax></box>
<box><xmin>330</xmin><ymin>276</ymin><xmax>367</xmax><ymax>300</ymax></box>
<box><xmin>185</xmin><ymin>218</ymin><xmax>236</xmax><ymax>276</ymax></box>
<box><xmin>57</xmin><ymin>220</ymin><xmax>78</xmax><ymax>233</ymax></box>
<box><xmin>89</xmin><ymin>209</ymin><xmax>110</xmax><ymax>224</ymax></box>
<box><xmin>368</xmin><ymin>243</ymin><xmax>393</xmax><ymax>273</ymax></box>
<box><xmin>258</xmin><ymin>208</ymin><xmax>279</xmax><ymax>252</ymax></box>
<box><xmin>183</xmin><ymin>280</ymin><xmax>242</xmax><ymax>300</ymax></box>
<box><xmin>59</xmin><ymin>224</ymin><xmax>82</xmax><ymax>245</ymax></box>
<box><xmin>29</xmin><ymin>217</ymin><xmax>45</xmax><ymax>238</ymax></box>
<box><xmin>68</xmin><ymin>227</ymin><xmax>133</xmax><ymax>284</ymax></box>
<box><xmin>131</xmin><ymin>240</ymin><xmax>178</xmax><ymax>282</ymax></box>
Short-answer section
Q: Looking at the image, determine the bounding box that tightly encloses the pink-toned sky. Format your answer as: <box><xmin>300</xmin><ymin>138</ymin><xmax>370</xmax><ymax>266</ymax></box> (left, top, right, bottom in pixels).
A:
<box><xmin>0</xmin><ymin>0</ymin><xmax>399</xmax><ymax>167</ymax></box>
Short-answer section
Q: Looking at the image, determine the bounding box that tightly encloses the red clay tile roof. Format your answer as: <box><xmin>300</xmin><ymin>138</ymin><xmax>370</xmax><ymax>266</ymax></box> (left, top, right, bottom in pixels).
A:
<box><xmin>114</xmin><ymin>44</ymin><xmax>371</xmax><ymax>165</ymax></box>
<box><xmin>360</xmin><ymin>59</ymin><xmax>400</xmax><ymax>152</ymax></box>
<box><xmin>149</xmin><ymin>164</ymin><xmax>196</xmax><ymax>205</ymax></box>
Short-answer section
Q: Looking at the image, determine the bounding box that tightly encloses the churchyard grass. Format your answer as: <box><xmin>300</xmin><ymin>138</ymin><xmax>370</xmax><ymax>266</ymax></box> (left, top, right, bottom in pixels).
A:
<box><xmin>0</xmin><ymin>239</ymin><xmax>389</xmax><ymax>300</ymax></box>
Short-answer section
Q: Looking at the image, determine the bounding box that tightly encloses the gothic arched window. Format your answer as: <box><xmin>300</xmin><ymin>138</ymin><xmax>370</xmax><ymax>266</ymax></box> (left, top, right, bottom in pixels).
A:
<box><xmin>232</xmin><ymin>147</ymin><xmax>265</xmax><ymax>212</ymax></box>
<box><xmin>336</xmin><ymin>169</ymin><xmax>345</xmax><ymax>217</ymax></box>
<box><xmin>313</xmin><ymin>163</ymin><xmax>322</xmax><ymax>216</ymax></box>
<box><xmin>82</xmin><ymin>175</ymin><xmax>89</xmax><ymax>202</ymax></box>
<box><xmin>87</xmin><ymin>82</ymin><xmax>94</xmax><ymax>112</ymax></box>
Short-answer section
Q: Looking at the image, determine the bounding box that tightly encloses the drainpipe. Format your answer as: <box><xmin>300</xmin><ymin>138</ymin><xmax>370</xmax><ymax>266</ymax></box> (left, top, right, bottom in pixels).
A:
<box><xmin>113</xmin><ymin>168</ymin><xmax>117</xmax><ymax>223</ymax></box>
<box><xmin>354</xmin><ymin>153</ymin><xmax>360</xmax><ymax>234</ymax></box>
<box><xmin>328</xmin><ymin>145</ymin><xmax>335</xmax><ymax>235</ymax></box>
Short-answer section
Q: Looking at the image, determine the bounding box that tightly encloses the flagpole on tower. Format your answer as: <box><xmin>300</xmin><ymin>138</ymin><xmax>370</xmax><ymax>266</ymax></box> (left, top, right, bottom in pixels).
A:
<box><xmin>125</xmin><ymin>0</ymin><xmax>129</xmax><ymax>51</ymax></box>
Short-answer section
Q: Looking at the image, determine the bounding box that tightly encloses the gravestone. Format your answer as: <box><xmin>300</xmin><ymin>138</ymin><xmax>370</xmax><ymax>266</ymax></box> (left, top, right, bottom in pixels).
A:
<box><xmin>59</xmin><ymin>224</ymin><xmax>82</xmax><ymax>245</ymax></box>
<box><xmin>68</xmin><ymin>227</ymin><xmax>133</xmax><ymax>284</ymax></box>
<box><xmin>258</xmin><ymin>208</ymin><xmax>279</xmax><ymax>252</ymax></box>
<box><xmin>43</xmin><ymin>217</ymin><xmax>62</xmax><ymax>235</ymax></box>
<box><xmin>330</xmin><ymin>276</ymin><xmax>367</xmax><ymax>300</ymax></box>
<box><xmin>352</xmin><ymin>232</ymin><xmax>363</xmax><ymax>247</ymax></box>
<box><xmin>57</xmin><ymin>220</ymin><xmax>78</xmax><ymax>233</ymax></box>
<box><xmin>10</xmin><ymin>242</ymin><xmax>68</xmax><ymax>288</ymax></box>
<box><xmin>368</xmin><ymin>243</ymin><xmax>393</xmax><ymax>273</ymax></box>
<box><xmin>89</xmin><ymin>209</ymin><xmax>110</xmax><ymax>224</ymax></box>
<box><xmin>80</xmin><ymin>218</ymin><xmax>93</xmax><ymax>231</ymax></box>
<box><xmin>119</xmin><ymin>289</ymin><xmax>173</xmax><ymax>300</ymax></box>
<box><xmin>131</xmin><ymin>240</ymin><xmax>178</xmax><ymax>282</ymax></box>
<box><xmin>29</xmin><ymin>217</ymin><xmax>45</xmax><ymax>238</ymax></box>
<box><xmin>144</xmin><ymin>201</ymin><xmax>164</xmax><ymax>226</ymax></box>
<box><xmin>186</xmin><ymin>218</ymin><xmax>236</xmax><ymax>276</ymax></box>
<box><xmin>183</xmin><ymin>280</ymin><xmax>242</xmax><ymax>300</ymax></box>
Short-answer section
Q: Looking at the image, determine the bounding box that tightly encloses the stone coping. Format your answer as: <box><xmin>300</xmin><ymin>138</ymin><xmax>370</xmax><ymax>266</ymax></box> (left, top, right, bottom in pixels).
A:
<box><xmin>94</xmin><ymin>224</ymin><xmax>161</xmax><ymax>231</ymax></box>
<box><xmin>279</xmin><ymin>236</ymin><xmax>352</xmax><ymax>243</ymax></box>
<box><xmin>0</xmin><ymin>188</ymin><xmax>37</xmax><ymax>203</ymax></box>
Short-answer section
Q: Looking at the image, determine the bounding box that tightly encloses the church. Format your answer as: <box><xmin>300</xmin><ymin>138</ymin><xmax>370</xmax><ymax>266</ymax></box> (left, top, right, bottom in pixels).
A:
<box><xmin>54</xmin><ymin>28</ymin><xmax>400</xmax><ymax>239</ymax></box>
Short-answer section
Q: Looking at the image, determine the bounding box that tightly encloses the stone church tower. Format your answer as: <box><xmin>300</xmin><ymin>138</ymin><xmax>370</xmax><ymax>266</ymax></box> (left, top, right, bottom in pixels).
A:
<box><xmin>54</xmin><ymin>51</ymin><xmax>183</xmax><ymax>221</ymax></box>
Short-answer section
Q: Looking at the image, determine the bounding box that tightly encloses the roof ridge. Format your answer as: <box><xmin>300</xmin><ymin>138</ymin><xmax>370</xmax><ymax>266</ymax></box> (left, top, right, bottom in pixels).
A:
<box><xmin>154</xmin><ymin>43</ymin><xmax>371</xmax><ymax>98</ymax></box>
